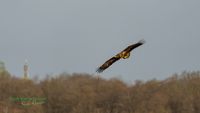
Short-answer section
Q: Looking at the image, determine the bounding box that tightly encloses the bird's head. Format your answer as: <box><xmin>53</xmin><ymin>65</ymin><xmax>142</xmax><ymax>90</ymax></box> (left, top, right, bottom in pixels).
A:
<box><xmin>121</xmin><ymin>52</ymin><xmax>130</xmax><ymax>59</ymax></box>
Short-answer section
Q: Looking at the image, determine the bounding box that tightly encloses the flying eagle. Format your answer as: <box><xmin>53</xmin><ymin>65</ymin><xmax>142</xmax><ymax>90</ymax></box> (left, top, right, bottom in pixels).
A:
<box><xmin>96</xmin><ymin>39</ymin><xmax>145</xmax><ymax>73</ymax></box>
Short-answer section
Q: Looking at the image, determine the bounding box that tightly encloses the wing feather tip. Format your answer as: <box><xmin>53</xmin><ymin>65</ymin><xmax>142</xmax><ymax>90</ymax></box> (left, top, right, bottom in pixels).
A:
<box><xmin>96</xmin><ymin>68</ymin><xmax>104</xmax><ymax>73</ymax></box>
<box><xmin>138</xmin><ymin>39</ymin><xmax>145</xmax><ymax>44</ymax></box>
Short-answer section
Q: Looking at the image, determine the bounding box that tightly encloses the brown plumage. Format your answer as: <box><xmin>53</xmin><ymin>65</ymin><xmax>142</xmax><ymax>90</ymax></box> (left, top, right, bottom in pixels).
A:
<box><xmin>96</xmin><ymin>39</ymin><xmax>145</xmax><ymax>73</ymax></box>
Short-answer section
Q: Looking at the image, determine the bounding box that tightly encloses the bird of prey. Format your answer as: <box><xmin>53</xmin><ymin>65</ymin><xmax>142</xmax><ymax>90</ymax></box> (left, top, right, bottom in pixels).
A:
<box><xmin>96</xmin><ymin>39</ymin><xmax>145</xmax><ymax>73</ymax></box>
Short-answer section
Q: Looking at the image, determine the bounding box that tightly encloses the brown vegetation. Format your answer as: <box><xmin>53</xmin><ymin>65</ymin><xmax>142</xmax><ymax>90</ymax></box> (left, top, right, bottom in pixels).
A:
<box><xmin>0</xmin><ymin>71</ymin><xmax>200</xmax><ymax>113</ymax></box>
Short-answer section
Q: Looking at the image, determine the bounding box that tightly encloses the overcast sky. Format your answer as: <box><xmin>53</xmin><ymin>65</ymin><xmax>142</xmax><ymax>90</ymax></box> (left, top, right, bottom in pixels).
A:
<box><xmin>0</xmin><ymin>0</ymin><xmax>200</xmax><ymax>82</ymax></box>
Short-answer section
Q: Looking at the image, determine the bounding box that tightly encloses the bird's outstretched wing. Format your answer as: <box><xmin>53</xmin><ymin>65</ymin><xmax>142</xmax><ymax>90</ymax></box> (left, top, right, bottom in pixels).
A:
<box><xmin>96</xmin><ymin>56</ymin><xmax>120</xmax><ymax>73</ymax></box>
<box><xmin>123</xmin><ymin>39</ymin><xmax>145</xmax><ymax>53</ymax></box>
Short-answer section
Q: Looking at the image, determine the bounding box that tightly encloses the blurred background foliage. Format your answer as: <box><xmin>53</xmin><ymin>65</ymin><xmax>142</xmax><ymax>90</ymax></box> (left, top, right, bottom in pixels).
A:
<box><xmin>0</xmin><ymin>70</ymin><xmax>200</xmax><ymax>113</ymax></box>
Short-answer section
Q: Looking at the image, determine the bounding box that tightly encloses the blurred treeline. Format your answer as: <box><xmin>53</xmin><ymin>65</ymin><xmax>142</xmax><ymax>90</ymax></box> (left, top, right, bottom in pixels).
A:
<box><xmin>0</xmin><ymin>71</ymin><xmax>200</xmax><ymax>113</ymax></box>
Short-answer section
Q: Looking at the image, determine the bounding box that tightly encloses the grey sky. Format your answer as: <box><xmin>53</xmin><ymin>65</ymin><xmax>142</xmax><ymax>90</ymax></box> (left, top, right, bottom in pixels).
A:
<box><xmin>0</xmin><ymin>0</ymin><xmax>200</xmax><ymax>82</ymax></box>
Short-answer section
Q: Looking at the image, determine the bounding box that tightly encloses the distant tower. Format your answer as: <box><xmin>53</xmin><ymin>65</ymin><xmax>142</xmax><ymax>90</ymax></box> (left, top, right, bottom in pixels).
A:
<box><xmin>23</xmin><ymin>59</ymin><xmax>29</xmax><ymax>79</ymax></box>
<box><xmin>0</xmin><ymin>61</ymin><xmax>5</xmax><ymax>73</ymax></box>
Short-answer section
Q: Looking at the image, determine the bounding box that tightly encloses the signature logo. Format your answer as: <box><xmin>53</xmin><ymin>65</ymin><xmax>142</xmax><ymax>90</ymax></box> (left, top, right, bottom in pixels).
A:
<box><xmin>10</xmin><ymin>97</ymin><xmax>47</xmax><ymax>107</ymax></box>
